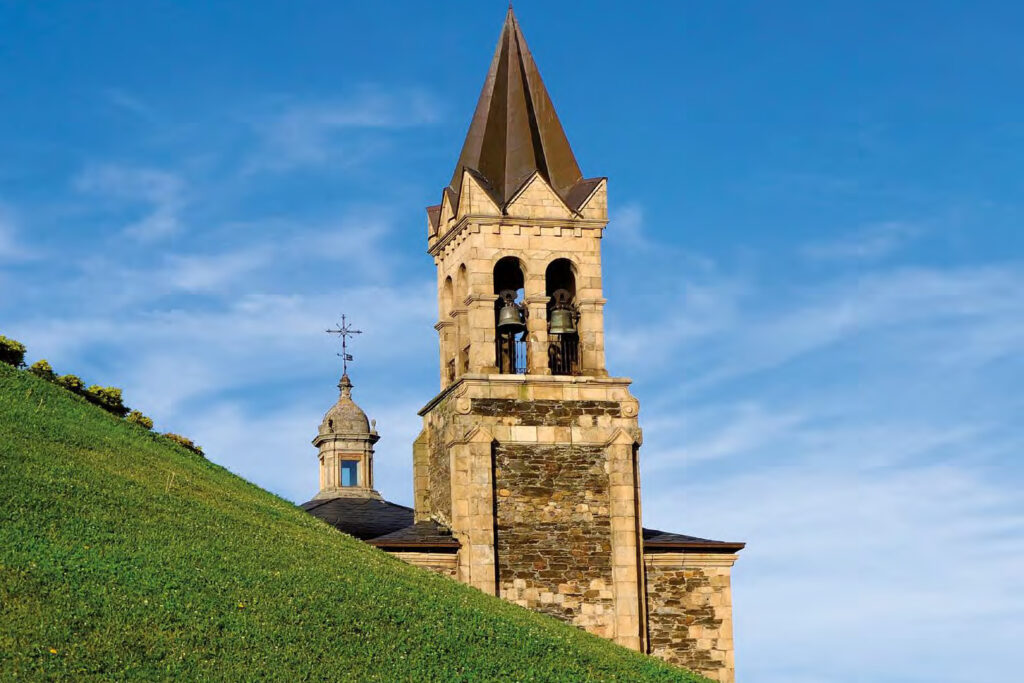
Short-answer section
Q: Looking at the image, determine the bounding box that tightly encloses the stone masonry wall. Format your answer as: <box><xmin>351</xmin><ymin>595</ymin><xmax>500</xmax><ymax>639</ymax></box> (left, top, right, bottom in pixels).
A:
<box><xmin>427</xmin><ymin>435</ymin><xmax>451</xmax><ymax>523</ymax></box>
<box><xmin>494</xmin><ymin>443</ymin><xmax>616</xmax><ymax>637</ymax></box>
<box><xmin>425</xmin><ymin>399</ymin><xmax>453</xmax><ymax>524</ymax></box>
<box><xmin>644</xmin><ymin>554</ymin><xmax>736</xmax><ymax>683</ymax></box>
<box><xmin>473</xmin><ymin>398</ymin><xmax>620</xmax><ymax>425</ymax></box>
<box><xmin>389</xmin><ymin>551</ymin><xmax>459</xmax><ymax>579</ymax></box>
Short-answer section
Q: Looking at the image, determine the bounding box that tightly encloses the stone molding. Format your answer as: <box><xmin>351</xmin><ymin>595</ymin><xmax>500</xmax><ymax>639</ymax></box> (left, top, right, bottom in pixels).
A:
<box><xmin>419</xmin><ymin>374</ymin><xmax>637</xmax><ymax>415</ymax></box>
<box><xmin>311</xmin><ymin>432</ymin><xmax>380</xmax><ymax>448</ymax></box>
<box><xmin>428</xmin><ymin>215</ymin><xmax>607</xmax><ymax>257</ymax></box>
<box><xmin>644</xmin><ymin>552</ymin><xmax>739</xmax><ymax>568</ymax></box>
<box><xmin>312</xmin><ymin>486</ymin><xmax>382</xmax><ymax>501</ymax></box>
<box><xmin>388</xmin><ymin>551</ymin><xmax>459</xmax><ymax>578</ymax></box>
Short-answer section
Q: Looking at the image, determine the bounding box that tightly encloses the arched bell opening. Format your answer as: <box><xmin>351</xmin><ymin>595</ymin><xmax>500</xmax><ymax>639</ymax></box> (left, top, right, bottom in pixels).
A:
<box><xmin>493</xmin><ymin>256</ymin><xmax>527</xmax><ymax>374</ymax></box>
<box><xmin>545</xmin><ymin>258</ymin><xmax>579</xmax><ymax>376</ymax></box>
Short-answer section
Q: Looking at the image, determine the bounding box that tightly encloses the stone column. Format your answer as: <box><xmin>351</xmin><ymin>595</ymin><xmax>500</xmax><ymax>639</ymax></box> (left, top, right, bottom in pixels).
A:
<box><xmin>524</xmin><ymin>294</ymin><xmax>551</xmax><ymax>375</ymax></box>
<box><xmin>453</xmin><ymin>306</ymin><xmax>469</xmax><ymax>378</ymax></box>
<box><xmin>466</xmin><ymin>295</ymin><xmax>499</xmax><ymax>374</ymax></box>
<box><xmin>577</xmin><ymin>298</ymin><xmax>608</xmax><ymax>377</ymax></box>
<box><xmin>435</xmin><ymin>320</ymin><xmax>455</xmax><ymax>390</ymax></box>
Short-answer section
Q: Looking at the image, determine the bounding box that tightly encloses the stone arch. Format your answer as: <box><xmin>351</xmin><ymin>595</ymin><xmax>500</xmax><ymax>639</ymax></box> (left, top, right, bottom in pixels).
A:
<box><xmin>490</xmin><ymin>253</ymin><xmax>529</xmax><ymax>281</ymax></box>
<box><xmin>492</xmin><ymin>256</ymin><xmax>525</xmax><ymax>295</ymax></box>
<box><xmin>544</xmin><ymin>257</ymin><xmax>577</xmax><ymax>299</ymax></box>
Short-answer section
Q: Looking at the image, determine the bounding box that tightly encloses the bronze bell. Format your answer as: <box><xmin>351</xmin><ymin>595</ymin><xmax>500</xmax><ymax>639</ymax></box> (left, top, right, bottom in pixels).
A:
<box><xmin>497</xmin><ymin>302</ymin><xmax>526</xmax><ymax>334</ymax></box>
<box><xmin>548</xmin><ymin>308</ymin><xmax>576</xmax><ymax>335</ymax></box>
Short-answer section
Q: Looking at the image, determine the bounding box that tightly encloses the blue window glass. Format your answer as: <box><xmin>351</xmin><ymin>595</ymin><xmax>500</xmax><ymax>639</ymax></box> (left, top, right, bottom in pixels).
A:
<box><xmin>340</xmin><ymin>460</ymin><xmax>359</xmax><ymax>487</ymax></box>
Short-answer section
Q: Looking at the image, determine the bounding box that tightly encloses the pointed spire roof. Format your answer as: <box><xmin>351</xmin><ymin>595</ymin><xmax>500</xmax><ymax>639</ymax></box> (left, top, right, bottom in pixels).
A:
<box><xmin>447</xmin><ymin>7</ymin><xmax>586</xmax><ymax>212</ymax></box>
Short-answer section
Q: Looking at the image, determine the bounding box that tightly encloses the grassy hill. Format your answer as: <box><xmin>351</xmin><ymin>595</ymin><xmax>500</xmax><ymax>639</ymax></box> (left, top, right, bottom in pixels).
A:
<box><xmin>0</xmin><ymin>363</ymin><xmax>705</xmax><ymax>681</ymax></box>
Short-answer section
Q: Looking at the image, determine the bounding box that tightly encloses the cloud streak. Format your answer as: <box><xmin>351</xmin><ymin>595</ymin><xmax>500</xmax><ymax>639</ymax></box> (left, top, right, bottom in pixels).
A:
<box><xmin>0</xmin><ymin>204</ymin><xmax>33</xmax><ymax>262</ymax></box>
<box><xmin>247</xmin><ymin>87</ymin><xmax>442</xmax><ymax>172</ymax></box>
<box><xmin>74</xmin><ymin>164</ymin><xmax>187</xmax><ymax>241</ymax></box>
<box><xmin>801</xmin><ymin>220</ymin><xmax>921</xmax><ymax>262</ymax></box>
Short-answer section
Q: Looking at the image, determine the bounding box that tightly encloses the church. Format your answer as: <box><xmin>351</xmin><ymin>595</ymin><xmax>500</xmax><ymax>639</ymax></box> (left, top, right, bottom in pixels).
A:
<box><xmin>301</xmin><ymin>8</ymin><xmax>743</xmax><ymax>682</ymax></box>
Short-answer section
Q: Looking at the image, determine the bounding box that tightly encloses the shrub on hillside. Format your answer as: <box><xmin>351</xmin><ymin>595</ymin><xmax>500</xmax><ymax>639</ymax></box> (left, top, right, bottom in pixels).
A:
<box><xmin>162</xmin><ymin>432</ymin><xmax>204</xmax><ymax>457</ymax></box>
<box><xmin>86</xmin><ymin>385</ymin><xmax>129</xmax><ymax>417</ymax></box>
<box><xmin>28</xmin><ymin>359</ymin><xmax>57</xmax><ymax>381</ymax></box>
<box><xmin>56</xmin><ymin>374</ymin><xmax>86</xmax><ymax>395</ymax></box>
<box><xmin>0</xmin><ymin>335</ymin><xmax>26</xmax><ymax>367</ymax></box>
<box><xmin>126</xmin><ymin>410</ymin><xmax>154</xmax><ymax>430</ymax></box>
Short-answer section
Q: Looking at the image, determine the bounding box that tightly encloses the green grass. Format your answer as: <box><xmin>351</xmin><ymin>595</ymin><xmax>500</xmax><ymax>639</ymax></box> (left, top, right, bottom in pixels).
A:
<box><xmin>0</xmin><ymin>363</ymin><xmax>706</xmax><ymax>681</ymax></box>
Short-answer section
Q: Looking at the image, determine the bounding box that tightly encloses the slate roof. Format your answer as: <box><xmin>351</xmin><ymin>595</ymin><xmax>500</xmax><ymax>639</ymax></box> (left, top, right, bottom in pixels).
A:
<box><xmin>301</xmin><ymin>497</ymin><xmax>414</xmax><ymax>541</ymax></box>
<box><xmin>368</xmin><ymin>521</ymin><xmax>461</xmax><ymax>551</ymax></box>
<box><xmin>642</xmin><ymin>528</ymin><xmax>745</xmax><ymax>553</ymax></box>
<box><xmin>302</xmin><ymin>501</ymin><xmax>740</xmax><ymax>553</ymax></box>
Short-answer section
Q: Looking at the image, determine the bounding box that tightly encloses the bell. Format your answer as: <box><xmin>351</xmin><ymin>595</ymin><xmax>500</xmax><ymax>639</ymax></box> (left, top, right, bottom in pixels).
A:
<box><xmin>497</xmin><ymin>303</ymin><xmax>526</xmax><ymax>334</ymax></box>
<box><xmin>548</xmin><ymin>308</ymin><xmax>576</xmax><ymax>335</ymax></box>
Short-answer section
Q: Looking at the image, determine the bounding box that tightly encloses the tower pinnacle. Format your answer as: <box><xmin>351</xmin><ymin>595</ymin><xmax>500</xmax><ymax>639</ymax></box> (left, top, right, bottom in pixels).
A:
<box><xmin>447</xmin><ymin>7</ymin><xmax>590</xmax><ymax>213</ymax></box>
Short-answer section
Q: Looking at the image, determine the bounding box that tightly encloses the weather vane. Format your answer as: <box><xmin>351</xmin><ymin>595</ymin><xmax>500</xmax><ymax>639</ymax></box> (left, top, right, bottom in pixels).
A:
<box><xmin>326</xmin><ymin>314</ymin><xmax>362</xmax><ymax>376</ymax></box>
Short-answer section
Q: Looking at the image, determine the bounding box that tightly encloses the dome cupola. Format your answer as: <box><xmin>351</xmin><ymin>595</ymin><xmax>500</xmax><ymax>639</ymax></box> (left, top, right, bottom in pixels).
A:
<box><xmin>319</xmin><ymin>374</ymin><xmax>375</xmax><ymax>437</ymax></box>
<box><xmin>312</xmin><ymin>373</ymin><xmax>380</xmax><ymax>500</ymax></box>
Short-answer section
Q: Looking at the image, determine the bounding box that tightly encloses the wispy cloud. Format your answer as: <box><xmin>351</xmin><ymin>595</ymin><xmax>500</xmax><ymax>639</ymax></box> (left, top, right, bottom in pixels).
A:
<box><xmin>74</xmin><ymin>164</ymin><xmax>186</xmax><ymax>241</ymax></box>
<box><xmin>0</xmin><ymin>204</ymin><xmax>33</xmax><ymax>262</ymax></box>
<box><xmin>103</xmin><ymin>88</ymin><xmax>157</xmax><ymax>120</ymax></box>
<box><xmin>607</xmin><ymin>203</ymin><xmax>647</xmax><ymax>249</ymax></box>
<box><xmin>59</xmin><ymin>210</ymin><xmax>401</xmax><ymax>307</ymax></box>
<box><xmin>614</xmin><ymin>261</ymin><xmax>1024</xmax><ymax>395</ymax></box>
<box><xmin>801</xmin><ymin>220</ymin><xmax>921</xmax><ymax>262</ymax></box>
<box><xmin>645</xmin><ymin>462</ymin><xmax>1024</xmax><ymax>682</ymax></box>
<box><xmin>247</xmin><ymin>87</ymin><xmax>441</xmax><ymax>172</ymax></box>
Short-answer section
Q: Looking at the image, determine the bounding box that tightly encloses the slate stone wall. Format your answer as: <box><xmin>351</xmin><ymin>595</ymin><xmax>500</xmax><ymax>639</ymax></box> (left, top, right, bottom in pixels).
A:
<box><xmin>425</xmin><ymin>399</ymin><xmax>453</xmax><ymax>524</ymax></box>
<box><xmin>644</xmin><ymin>557</ymin><xmax>734</xmax><ymax>682</ymax></box>
<box><xmin>473</xmin><ymin>398</ymin><xmax>620</xmax><ymax>426</ymax></box>
<box><xmin>494</xmin><ymin>442</ymin><xmax>616</xmax><ymax>637</ymax></box>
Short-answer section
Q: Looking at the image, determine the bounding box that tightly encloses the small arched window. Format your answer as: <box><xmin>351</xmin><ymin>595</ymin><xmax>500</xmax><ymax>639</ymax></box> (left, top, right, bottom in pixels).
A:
<box><xmin>457</xmin><ymin>264</ymin><xmax>468</xmax><ymax>303</ymax></box>
<box><xmin>442</xmin><ymin>276</ymin><xmax>454</xmax><ymax>318</ymax></box>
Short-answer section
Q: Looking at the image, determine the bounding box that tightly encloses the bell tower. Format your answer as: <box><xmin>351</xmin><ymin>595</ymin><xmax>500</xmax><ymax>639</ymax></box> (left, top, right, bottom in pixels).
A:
<box><xmin>428</xmin><ymin>8</ymin><xmax>610</xmax><ymax>386</ymax></box>
<box><xmin>415</xmin><ymin>7</ymin><xmax>646</xmax><ymax>651</ymax></box>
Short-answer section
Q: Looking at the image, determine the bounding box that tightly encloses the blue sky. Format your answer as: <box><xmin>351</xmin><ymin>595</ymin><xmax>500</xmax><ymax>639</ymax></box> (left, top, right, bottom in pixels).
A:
<box><xmin>2</xmin><ymin>2</ymin><xmax>1022</xmax><ymax>680</ymax></box>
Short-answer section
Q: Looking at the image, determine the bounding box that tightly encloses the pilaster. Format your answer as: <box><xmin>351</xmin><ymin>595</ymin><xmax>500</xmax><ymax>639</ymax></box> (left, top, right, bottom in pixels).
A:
<box><xmin>577</xmin><ymin>298</ymin><xmax>608</xmax><ymax>376</ymax></box>
<box><xmin>606</xmin><ymin>429</ymin><xmax>644</xmax><ymax>650</ymax></box>
<box><xmin>449</xmin><ymin>426</ymin><xmax>497</xmax><ymax>595</ymax></box>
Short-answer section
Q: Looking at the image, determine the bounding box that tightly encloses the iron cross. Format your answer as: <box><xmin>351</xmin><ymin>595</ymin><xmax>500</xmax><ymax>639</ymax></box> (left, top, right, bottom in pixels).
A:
<box><xmin>326</xmin><ymin>314</ymin><xmax>362</xmax><ymax>376</ymax></box>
